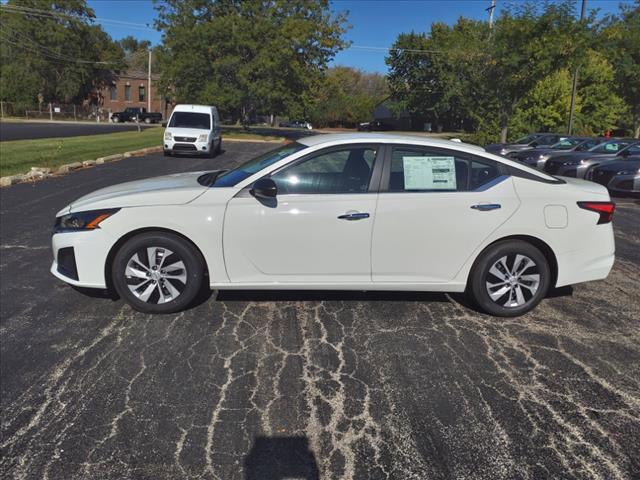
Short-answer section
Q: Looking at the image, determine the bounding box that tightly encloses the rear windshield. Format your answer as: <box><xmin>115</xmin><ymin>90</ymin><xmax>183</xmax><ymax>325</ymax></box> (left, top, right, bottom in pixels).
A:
<box><xmin>514</xmin><ymin>134</ymin><xmax>540</xmax><ymax>144</ymax></box>
<box><xmin>551</xmin><ymin>138</ymin><xmax>584</xmax><ymax>149</ymax></box>
<box><xmin>169</xmin><ymin>112</ymin><xmax>210</xmax><ymax>129</ymax></box>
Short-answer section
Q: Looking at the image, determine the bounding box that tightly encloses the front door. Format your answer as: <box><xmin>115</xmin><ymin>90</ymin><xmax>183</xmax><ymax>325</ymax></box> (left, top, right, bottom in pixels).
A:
<box><xmin>372</xmin><ymin>145</ymin><xmax>520</xmax><ymax>283</ymax></box>
<box><xmin>223</xmin><ymin>145</ymin><xmax>381</xmax><ymax>284</ymax></box>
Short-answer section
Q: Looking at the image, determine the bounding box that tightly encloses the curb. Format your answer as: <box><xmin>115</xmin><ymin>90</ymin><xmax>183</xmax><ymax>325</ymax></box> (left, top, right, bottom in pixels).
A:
<box><xmin>0</xmin><ymin>146</ymin><xmax>163</xmax><ymax>187</ymax></box>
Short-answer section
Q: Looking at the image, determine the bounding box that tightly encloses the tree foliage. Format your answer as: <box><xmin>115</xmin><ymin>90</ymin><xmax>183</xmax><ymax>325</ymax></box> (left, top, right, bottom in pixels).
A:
<box><xmin>386</xmin><ymin>0</ymin><xmax>638</xmax><ymax>141</ymax></box>
<box><xmin>0</xmin><ymin>0</ymin><xmax>124</xmax><ymax>104</ymax></box>
<box><xmin>307</xmin><ymin>66</ymin><xmax>387</xmax><ymax>127</ymax></box>
<box><xmin>155</xmin><ymin>0</ymin><xmax>349</xmax><ymax>122</ymax></box>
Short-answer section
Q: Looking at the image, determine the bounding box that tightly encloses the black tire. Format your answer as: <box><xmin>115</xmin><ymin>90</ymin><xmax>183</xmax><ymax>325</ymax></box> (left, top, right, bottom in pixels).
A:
<box><xmin>112</xmin><ymin>232</ymin><xmax>205</xmax><ymax>314</ymax></box>
<box><xmin>144</xmin><ymin>117</ymin><xmax>152</xmax><ymax>124</ymax></box>
<box><xmin>469</xmin><ymin>240</ymin><xmax>550</xmax><ymax>317</ymax></box>
<box><xmin>206</xmin><ymin>141</ymin><xmax>216</xmax><ymax>158</ymax></box>
<box><xmin>215</xmin><ymin>138</ymin><xmax>222</xmax><ymax>154</ymax></box>
<box><xmin>164</xmin><ymin>150</ymin><xmax>172</xmax><ymax>157</ymax></box>
<box><xmin>111</xmin><ymin>116</ymin><xmax>120</xmax><ymax>123</ymax></box>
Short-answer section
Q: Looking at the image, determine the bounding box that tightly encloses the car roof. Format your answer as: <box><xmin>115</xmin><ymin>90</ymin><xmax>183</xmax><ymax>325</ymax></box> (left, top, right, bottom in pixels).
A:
<box><xmin>297</xmin><ymin>132</ymin><xmax>487</xmax><ymax>152</ymax></box>
<box><xmin>172</xmin><ymin>104</ymin><xmax>216</xmax><ymax>113</ymax></box>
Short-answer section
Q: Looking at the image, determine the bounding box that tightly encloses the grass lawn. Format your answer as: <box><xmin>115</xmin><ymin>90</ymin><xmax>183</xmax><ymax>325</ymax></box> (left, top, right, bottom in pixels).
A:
<box><xmin>0</xmin><ymin>128</ymin><xmax>283</xmax><ymax>177</ymax></box>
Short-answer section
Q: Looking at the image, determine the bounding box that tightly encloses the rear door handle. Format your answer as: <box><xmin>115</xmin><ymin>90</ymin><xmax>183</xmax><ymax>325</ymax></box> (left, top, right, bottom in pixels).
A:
<box><xmin>338</xmin><ymin>212</ymin><xmax>370</xmax><ymax>220</ymax></box>
<box><xmin>471</xmin><ymin>204</ymin><xmax>501</xmax><ymax>211</ymax></box>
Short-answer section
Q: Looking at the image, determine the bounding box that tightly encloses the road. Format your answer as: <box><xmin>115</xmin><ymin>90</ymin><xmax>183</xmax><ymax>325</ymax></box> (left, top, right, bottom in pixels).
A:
<box><xmin>1</xmin><ymin>141</ymin><xmax>639</xmax><ymax>479</ymax></box>
<box><xmin>0</xmin><ymin>121</ymin><xmax>159</xmax><ymax>141</ymax></box>
<box><xmin>0</xmin><ymin>121</ymin><xmax>317</xmax><ymax>142</ymax></box>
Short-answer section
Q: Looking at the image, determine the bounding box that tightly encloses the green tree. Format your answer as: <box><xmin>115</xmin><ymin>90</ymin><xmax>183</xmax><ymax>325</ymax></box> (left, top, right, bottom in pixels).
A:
<box><xmin>0</xmin><ymin>0</ymin><xmax>124</xmax><ymax>104</ymax></box>
<box><xmin>308</xmin><ymin>66</ymin><xmax>387</xmax><ymax>127</ymax></box>
<box><xmin>601</xmin><ymin>2</ymin><xmax>640</xmax><ymax>138</ymax></box>
<box><xmin>155</xmin><ymin>0</ymin><xmax>349</xmax><ymax>122</ymax></box>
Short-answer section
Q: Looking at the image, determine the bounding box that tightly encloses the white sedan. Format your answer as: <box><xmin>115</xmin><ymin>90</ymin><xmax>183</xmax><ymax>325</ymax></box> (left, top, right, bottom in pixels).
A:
<box><xmin>51</xmin><ymin>133</ymin><xmax>616</xmax><ymax>316</ymax></box>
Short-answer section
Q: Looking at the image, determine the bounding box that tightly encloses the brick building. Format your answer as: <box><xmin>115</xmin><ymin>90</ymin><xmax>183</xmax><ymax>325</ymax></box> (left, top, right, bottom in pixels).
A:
<box><xmin>98</xmin><ymin>71</ymin><xmax>172</xmax><ymax>120</ymax></box>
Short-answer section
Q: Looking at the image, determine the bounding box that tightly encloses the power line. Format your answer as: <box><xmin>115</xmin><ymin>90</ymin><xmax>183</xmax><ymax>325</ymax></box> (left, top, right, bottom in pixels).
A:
<box><xmin>0</xmin><ymin>4</ymin><xmax>156</xmax><ymax>32</ymax></box>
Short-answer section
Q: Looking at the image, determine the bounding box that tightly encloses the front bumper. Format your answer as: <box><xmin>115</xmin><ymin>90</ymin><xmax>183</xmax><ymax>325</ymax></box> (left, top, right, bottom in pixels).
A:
<box><xmin>51</xmin><ymin>229</ymin><xmax>114</xmax><ymax>288</ymax></box>
<box><xmin>164</xmin><ymin>138</ymin><xmax>212</xmax><ymax>155</ymax></box>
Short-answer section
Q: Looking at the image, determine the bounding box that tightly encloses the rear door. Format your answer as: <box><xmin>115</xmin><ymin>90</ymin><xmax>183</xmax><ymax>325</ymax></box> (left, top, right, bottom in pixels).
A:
<box><xmin>371</xmin><ymin>145</ymin><xmax>520</xmax><ymax>283</ymax></box>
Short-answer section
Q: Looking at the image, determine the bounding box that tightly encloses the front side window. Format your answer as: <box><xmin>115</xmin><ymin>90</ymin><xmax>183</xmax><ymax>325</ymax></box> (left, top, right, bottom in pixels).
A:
<box><xmin>271</xmin><ymin>147</ymin><xmax>378</xmax><ymax>194</ymax></box>
<box><xmin>388</xmin><ymin>148</ymin><xmax>500</xmax><ymax>192</ymax></box>
<box><xmin>622</xmin><ymin>143</ymin><xmax>640</xmax><ymax>155</ymax></box>
<box><xmin>514</xmin><ymin>134</ymin><xmax>540</xmax><ymax>145</ymax></box>
<box><xmin>124</xmin><ymin>85</ymin><xmax>131</xmax><ymax>101</ymax></box>
<box><xmin>591</xmin><ymin>140</ymin><xmax>633</xmax><ymax>153</ymax></box>
<box><xmin>168</xmin><ymin>112</ymin><xmax>211</xmax><ymax>129</ymax></box>
<box><xmin>212</xmin><ymin>142</ymin><xmax>307</xmax><ymax>187</ymax></box>
<box><xmin>552</xmin><ymin>138</ymin><xmax>583</xmax><ymax>150</ymax></box>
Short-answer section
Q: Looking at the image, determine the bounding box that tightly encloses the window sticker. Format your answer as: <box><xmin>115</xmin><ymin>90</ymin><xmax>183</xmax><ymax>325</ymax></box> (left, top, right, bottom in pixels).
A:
<box><xmin>402</xmin><ymin>156</ymin><xmax>457</xmax><ymax>190</ymax></box>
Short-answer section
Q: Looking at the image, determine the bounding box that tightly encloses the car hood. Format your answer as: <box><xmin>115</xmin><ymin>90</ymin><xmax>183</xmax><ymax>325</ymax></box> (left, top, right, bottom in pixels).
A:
<box><xmin>593</xmin><ymin>159</ymin><xmax>640</xmax><ymax>172</ymax></box>
<box><xmin>59</xmin><ymin>171</ymin><xmax>214</xmax><ymax>215</ymax></box>
<box><xmin>166</xmin><ymin>127</ymin><xmax>210</xmax><ymax>136</ymax></box>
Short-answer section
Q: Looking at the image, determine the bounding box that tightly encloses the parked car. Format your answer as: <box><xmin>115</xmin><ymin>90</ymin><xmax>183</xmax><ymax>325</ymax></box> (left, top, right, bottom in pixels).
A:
<box><xmin>544</xmin><ymin>140</ymin><xmax>640</xmax><ymax>178</ymax></box>
<box><xmin>279</xmin><ymin>120</ymin><xmax>313</xmax><ymax>130</ymax></box>
<box><xmin>509</xmin><ymin>137</ymin><xmax>603</xmax><ymax>169</ymax></box>
<box><xmin>485</xmin><ymin>133</ymin><xmax>567</xmax><ymax>157</ymax></box>
<box><xmin>163</xmin><ymin>104</ymin><xmax>222</xmax><ymax>157</ymax></box>
<box><xmin>51</xmin><ymin>133</ymin><xmax>615</xmax><ymax>317</ymax></box>
<box><xmin>357</xmin><ymin>120</ymin><xmax>394</xmax><ymax>131</ymax></box>
<box><xmin>110</xmin><ymin>107</ymin><xmax>162</xmax><ymax>124</ymax></box>
<box><xmin>587</xmin><ymin>157</ymin><xmax>640</xmax><ymax>198</ymax></box>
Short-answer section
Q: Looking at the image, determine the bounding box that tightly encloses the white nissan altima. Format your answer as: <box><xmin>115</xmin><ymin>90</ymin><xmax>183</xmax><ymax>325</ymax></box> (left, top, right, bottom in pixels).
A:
<box><xmin>51</xmin><ymin>133</ymin><xmax>616</xmax><ymax>317</ymax></box>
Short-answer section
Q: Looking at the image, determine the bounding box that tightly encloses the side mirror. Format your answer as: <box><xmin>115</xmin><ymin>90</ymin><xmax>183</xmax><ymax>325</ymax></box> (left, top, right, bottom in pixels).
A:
<box><xmin>250</xmin><ymin>178</ymin><xmax>277</xmax><ymax>199</ymax></box>
<box><xmin>161</xmin><ymin>121</ymin><xmax>167</xmax><ymax>127</ymax></box>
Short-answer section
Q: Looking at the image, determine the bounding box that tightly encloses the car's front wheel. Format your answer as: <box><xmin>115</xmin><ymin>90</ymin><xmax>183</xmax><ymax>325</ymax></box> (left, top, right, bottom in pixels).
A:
<box><xmin>112</xmin><ymin>232</ymin><xmax>205</xmax><ymax>314</ymax></box>
<box><xmin>469</xmin><ymin>240</ymin><xmax>550</xmax><ymax>317</ymax></box>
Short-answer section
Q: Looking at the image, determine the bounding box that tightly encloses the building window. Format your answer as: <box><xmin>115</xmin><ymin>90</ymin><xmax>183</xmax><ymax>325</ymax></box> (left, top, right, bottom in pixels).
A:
<box><xmin>124</xmin><ymin>85</ymin><xmax>131</xmax><ymax>101</ymax></box>
<box><xmin>109</xmin><ymin>86</ymin><xmax>117</xmax><ymax>101</ymax></box>
<box><xmin>138</xmin><ymin>86</ymin><xmax>145</xmax><ymax>102</ymax></box>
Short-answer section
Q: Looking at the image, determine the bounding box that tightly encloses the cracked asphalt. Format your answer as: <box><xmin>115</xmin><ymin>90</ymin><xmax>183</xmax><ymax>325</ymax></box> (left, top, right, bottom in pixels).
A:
<box><xmin>1</xmin><ymin>141</ymin><xmax>639</xmax><ymax>479</ymax></box>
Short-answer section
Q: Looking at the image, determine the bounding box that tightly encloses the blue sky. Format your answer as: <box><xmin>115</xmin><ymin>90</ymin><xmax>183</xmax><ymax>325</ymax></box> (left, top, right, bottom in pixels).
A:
<box><xmin>87</xmin><ymin>0</ymin><xmax>630</xmax><ymax>73</ymax></box>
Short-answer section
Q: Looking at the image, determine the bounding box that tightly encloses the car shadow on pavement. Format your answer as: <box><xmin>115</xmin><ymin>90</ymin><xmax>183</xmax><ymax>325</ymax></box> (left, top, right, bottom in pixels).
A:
<box><xmin>244</xmin><ymin>436</ymin><xmax>319</xmax><ymax>480</ymax></box>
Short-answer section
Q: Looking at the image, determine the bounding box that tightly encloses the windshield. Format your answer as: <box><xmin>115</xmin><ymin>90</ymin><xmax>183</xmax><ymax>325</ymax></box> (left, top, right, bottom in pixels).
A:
<box><xmin>589</xmin><ymin>140</ymin><xmax>633</xmax><ymax>153</ymax></box>
<box><xmin>514</xmin><ymin>134</ymin><xmax>540</xmax><ymax>145</ymax></box>
<box><xmin>169</xmin><ymin>112</ymin><xmax>210</xmax><ymax>129</ymax></box>
<box><xmin>551</xmin><ymin>138</ymin><xmax>584</xmax><ymax>150</ymax></box>
<box><xmin>212</xmin><ymin>142</ymin><xmax>308</xmax><ymax>187</ymax></box>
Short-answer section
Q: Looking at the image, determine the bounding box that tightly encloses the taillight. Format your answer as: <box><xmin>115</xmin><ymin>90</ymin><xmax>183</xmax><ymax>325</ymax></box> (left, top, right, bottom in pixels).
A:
<box><xmin>577</xmin><ymin>201</ymin><xmax>616</xmax><ymax>224</ymax></box>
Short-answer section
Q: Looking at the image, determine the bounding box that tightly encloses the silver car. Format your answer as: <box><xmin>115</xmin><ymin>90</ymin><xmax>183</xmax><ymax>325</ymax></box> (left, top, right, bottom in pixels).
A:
<box><xmin>544</xmin><ymin>140</ymin><xmax>640</xmax><ymax>178</ymax></box>
<box><xmin>588</xmin><ymin>157</ymin><xmax>640</xmax><ymax>198</ymax></box>
<box><xmin>509</xmin><ymin>137</ymin><xmax>602</xmax><ymax>169</ymax></box>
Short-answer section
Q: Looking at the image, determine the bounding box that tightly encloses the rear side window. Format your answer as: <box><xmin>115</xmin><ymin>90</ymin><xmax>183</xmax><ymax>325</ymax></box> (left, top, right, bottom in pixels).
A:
<box><xmin>388</xmin><ymin>148</ymin><xmax>501</xmax><ymax>192</ymax></box>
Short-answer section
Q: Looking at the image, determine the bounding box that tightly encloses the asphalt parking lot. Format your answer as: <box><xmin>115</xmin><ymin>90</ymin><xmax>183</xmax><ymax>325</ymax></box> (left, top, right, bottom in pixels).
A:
<box><xmin>1</xmin><ymin>141</ymin><xmax>639</xmax><ymax>479</ymax></box>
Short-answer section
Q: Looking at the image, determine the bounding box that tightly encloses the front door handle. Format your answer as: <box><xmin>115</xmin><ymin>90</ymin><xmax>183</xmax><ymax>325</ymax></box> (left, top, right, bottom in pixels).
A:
<box><xmin>471</xmin><ymin>204</ymin><xmax>501</xmax><ymax>211</ymax></box>
<box><xmin>338</xmin><ymin>212</ymin><xmax>370</xmax><ymax>220</ymax></box>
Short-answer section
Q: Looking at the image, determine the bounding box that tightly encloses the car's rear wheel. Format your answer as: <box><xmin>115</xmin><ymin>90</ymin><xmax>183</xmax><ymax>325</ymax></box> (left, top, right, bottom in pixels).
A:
<box><xmin>469</xmin><ymin>240</ymin><xmax>550</xmax><ymax>317</ymax></box>
<box><xmin>112</xmin><ymin>232</ymin><xmax>205</xmax><ymax>314</ymax></box>
<box><xmin>111</xmin><ymin>116</ymin><xmax>119</xmax><ymax>123</ymax></box>
<box><xmin>144</xmin><ymin>117</ymin><xmax>152</xmax><ymax>124</ymax></box>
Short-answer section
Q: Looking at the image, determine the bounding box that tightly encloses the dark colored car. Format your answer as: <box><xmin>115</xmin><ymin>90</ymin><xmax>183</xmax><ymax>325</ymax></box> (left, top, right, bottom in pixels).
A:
<box><xmin>587</xmin><ymin>157</ymin><xmax>640</xmax><ymax>198</ymax></box>
<box><xmin>111</xmin><ymin>107</ymin><xmax>162</xmax><ymax>124</ymax></box>
<box><xmin>278</xmin><ymin>120</ymin><xmax>312</xmax><ymax>129</ymax></box>
<box><xmin>509</xmin><ymin>137</ymin><xmax>604</xmax><ymax>169</ymax></box>
<box><xmin>485</xmin><ymin>133</ymin><xmax>567</xmax><ymax>157</ymax></box>
<box><xmin>357</xmin><ymin>120</ymin><xmax>394</xmax><ymax>131</ymax></box>
<box><xmin>543</xmin><ymin>140</ymin><xmax>640</xmax><ymax>178</ymax></box>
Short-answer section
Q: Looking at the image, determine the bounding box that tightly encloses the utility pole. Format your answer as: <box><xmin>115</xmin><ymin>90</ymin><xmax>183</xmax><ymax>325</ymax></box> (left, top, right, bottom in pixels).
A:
<box><xmin>568</xmin><ymin>0</ymin><xmax>587</xmax><ymax>135</ymax></box>
<box><xmin>147</xmin><ymin>49</ymin><xmax>152</xmax><ymax>112</ymax></box>
<box><xmin>487</xmin><ymin>0</ymin><xmax>496</xmax><ymax>30</ymax></box>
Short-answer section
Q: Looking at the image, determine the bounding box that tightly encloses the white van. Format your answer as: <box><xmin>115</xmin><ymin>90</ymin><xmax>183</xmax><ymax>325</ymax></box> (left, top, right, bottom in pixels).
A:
<box><xmin>163</xmin><ymin>104</ymin><xmax>222</xmax><ymax>157</ymax></box>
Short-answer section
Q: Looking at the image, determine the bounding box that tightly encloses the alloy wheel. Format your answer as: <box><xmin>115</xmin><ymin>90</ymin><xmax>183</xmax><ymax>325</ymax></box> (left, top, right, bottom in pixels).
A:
<box><xmin>485</xmin><ymin>254</ymin><xmax>540</xmax><ymax>308</ymax></box>
<box><xmin>124</xmin><ymin>247</ymin><xmax>187</xmax><ymax>304</ymax></box>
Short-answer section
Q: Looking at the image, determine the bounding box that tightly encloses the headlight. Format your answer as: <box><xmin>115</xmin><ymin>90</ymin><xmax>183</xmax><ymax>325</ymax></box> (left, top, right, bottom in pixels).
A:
<box><xmin>197</xmin><ymin>134</ymin><xmax>208</xmax><ymax>142</ymax></box>
<box><xmin>538</xmin><ymin>154</ymin><xmax>549</xmax><ymax>160</ymax></box>
<box><xmin>579</xmin><ymin>158</ymin><xmax>592</xmax><ymax>165</ymax></box>
<box><xmin>164</xmin><ymin>131</ymin><xmax>172</xmax><ymax>140</ymax></box>
<box><xmin>54</xmin><ymin>208</ymin><xmax>120</xmax><ymax>233</ymax></box>
<box><xmin>500</xmin><ymin>148</ymin><xmax>508</xmax><ymax>155</ymax></box>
